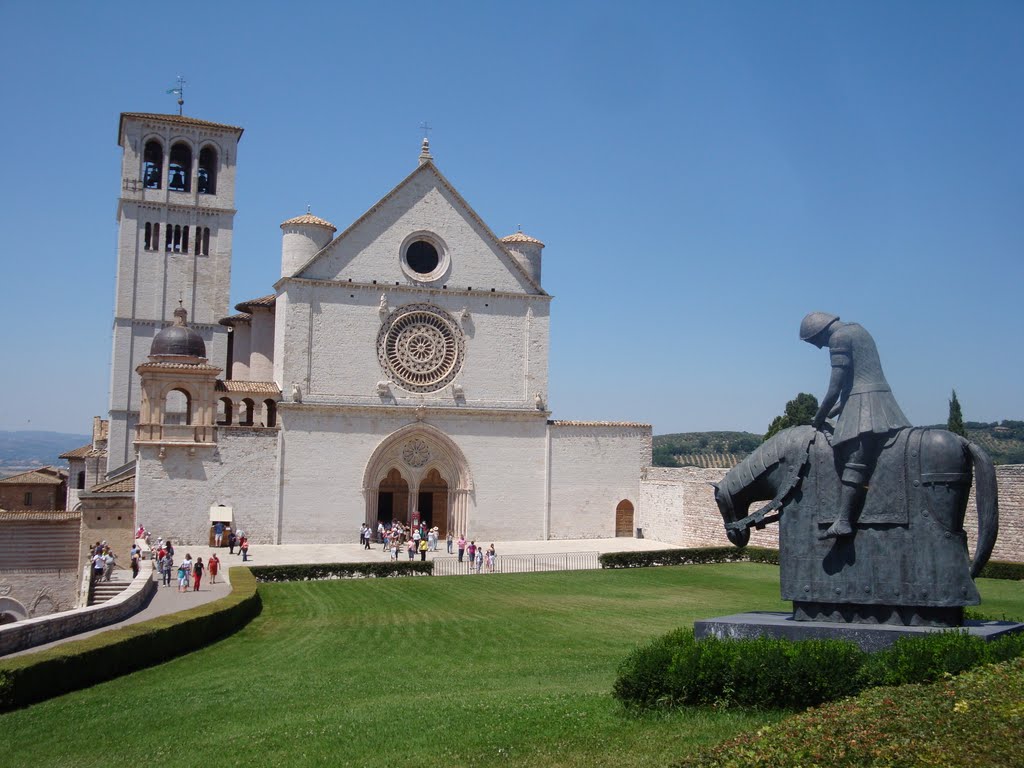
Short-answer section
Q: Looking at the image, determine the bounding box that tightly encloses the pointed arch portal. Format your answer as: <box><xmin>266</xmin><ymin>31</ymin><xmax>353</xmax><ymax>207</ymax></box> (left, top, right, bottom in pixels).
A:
<box><xmin>363</xmin><ymin>424</ymin><xmax>473</xmax><ymax>538</ymax></box>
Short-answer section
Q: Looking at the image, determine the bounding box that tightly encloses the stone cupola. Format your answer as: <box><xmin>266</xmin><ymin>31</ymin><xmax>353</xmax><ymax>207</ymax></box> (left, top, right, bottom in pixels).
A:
<box><xmin>501</xmin><ymin>230</ymin><xmax>545</xmax><ymax>286</ymax></box>
<box><xmin>150</xmin><ymin>303</ymin><xmax>207</xmax><ymax>361</ymax></box>
<box><xmin>280</xmin><ymin>210</ymin><xmax>336</xmax><ymax>278</ymax></box>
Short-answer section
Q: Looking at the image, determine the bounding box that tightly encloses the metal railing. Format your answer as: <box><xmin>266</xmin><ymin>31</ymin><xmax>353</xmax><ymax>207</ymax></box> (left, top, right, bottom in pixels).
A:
<box><xmin>431</xmin><ymin>551</ymin><xmax>600</xmax><ymax>577</ymax></box>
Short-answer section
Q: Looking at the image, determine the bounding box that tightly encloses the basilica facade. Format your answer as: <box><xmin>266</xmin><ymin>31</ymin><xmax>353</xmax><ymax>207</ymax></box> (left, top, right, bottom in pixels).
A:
<box><xmin>110</xmin><ymin>112</ymin><xmax>650</xmax><ymax>545</ymax></box>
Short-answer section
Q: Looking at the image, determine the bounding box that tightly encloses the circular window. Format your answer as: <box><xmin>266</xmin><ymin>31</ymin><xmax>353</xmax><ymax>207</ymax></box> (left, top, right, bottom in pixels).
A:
<box><xmin>406</xmin><ymin>241</ymin><xmax>439</xmax><ymax>274</ymax></box>
<box><xmin>377</xmin><ymin>304</ymin><xmax>465</xmax><ymax>393</ymax></box>
<box><xmin>400</xmin><ymin>232</ymin><xmax>449</xmax><ymax>283</ymax></box>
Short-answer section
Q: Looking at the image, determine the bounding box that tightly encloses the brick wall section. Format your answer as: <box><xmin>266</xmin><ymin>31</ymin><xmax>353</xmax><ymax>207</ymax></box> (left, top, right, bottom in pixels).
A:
<box><xmin>965</xmin><ymin>464</ymin><xmax>1024</xmax><ymax>563</ymax></box>
<box><xmin>639</xmin><ymin>467</ymin><xmax>779</xmax><ymax>549</ymax></box>
<box><xmin>639</xmin><ymin>464</ymin><xmax>1022</xmax><ymax>563</ymax></box>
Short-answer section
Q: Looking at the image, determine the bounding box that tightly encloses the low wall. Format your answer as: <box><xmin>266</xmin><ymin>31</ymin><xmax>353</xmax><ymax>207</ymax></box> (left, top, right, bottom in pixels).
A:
<box><xmin>0</xmin><ymin>560</ymin><xmax>156</xmax><ymax>656</ymax></box>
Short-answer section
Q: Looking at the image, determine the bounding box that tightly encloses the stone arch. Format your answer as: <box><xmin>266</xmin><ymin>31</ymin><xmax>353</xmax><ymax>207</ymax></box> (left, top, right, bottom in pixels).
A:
<box><xmin>0</xmin><ymin>597</ymin><xmax>28</xmax><ymax>625</ymax></box>
<box><xmin>163</xmin><ymin>387</ymin><xmax>193</xmax><ymax>425</ymax></box>
<box><xmin>362</xmin><ymin>424</ymin><xmax>473</xmax><ymax>535</ymax></box>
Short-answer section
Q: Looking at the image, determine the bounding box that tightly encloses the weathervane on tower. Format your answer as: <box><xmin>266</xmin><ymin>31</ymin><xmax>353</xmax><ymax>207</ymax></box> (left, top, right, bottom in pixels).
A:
<box><xmin>166</xmin><ymin>75</ymin><xmax>186</xmax><ymax>115</ymax></box>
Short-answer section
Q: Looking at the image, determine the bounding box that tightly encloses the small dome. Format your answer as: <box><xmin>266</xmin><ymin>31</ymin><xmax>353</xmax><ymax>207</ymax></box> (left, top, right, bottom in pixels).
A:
<box><xmin>501</xmin><ymin>231</ymin><xmax>545</xmax><ymax>247</ymax></box>
<box><xmin>151</xmin><ymin>305</ymin><xmax>206</xmax><ymax>358</ymax></box>
<box><xmin>280</xmin><ymin>212</ymin><xmax>336</xmax><ymax>231</ymax></box>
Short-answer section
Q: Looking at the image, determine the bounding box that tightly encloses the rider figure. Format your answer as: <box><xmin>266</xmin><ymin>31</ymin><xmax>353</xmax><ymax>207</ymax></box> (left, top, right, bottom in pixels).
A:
<box><xmin>801</xmin><ymin>312</ymin><xmax>911</xmax><ymax>539</ymax></box>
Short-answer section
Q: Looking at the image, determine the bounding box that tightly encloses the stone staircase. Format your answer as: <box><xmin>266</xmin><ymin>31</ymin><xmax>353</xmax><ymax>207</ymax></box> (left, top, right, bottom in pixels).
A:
<box><xmin>90</xmin><ymin>571</ymin><xmax>134</xmax><ymax>605</ymax></box>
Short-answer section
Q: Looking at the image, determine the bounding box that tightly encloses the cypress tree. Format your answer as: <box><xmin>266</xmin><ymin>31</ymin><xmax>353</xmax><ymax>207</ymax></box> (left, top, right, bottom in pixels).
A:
<box><xmin>948</xmin><ymin>389</ymin><xmax>966</xmax><ymax>437</ymax></box>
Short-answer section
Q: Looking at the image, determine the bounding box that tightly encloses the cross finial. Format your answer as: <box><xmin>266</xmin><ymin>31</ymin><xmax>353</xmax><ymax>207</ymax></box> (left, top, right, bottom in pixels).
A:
<box><xmin>306</xmin><ymin>204</ymin><xmax>311</xmax><ymax>214</ymax></box>
<box><xmin>419</xmin><ymin>121</ymin><xmax>432</xmax><ymax>139</ymax></box>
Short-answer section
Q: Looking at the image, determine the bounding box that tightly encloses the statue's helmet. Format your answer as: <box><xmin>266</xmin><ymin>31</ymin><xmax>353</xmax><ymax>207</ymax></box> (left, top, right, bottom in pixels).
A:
<box><xmin>799</xmin><ymin>312</ymin><xmax>839</xmax><ymax>341</ymax></box>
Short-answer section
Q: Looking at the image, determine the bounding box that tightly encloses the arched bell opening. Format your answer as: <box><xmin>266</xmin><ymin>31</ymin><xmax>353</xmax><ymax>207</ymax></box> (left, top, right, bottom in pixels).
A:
<box><xmin>198</xmin><ymin>145</ymin><xmax>217</xmax><ymax>195</ymax></box>
<box><xmin>615</xmin><ymin>499</ymin><xmax>635</xmax><ymax>537</ymax></box>
<box><xmin>239</xmin><ymin>398</ymin><xmax>255</xmax><ymax>427</ymax></box>
<box><xmin>216</xmin><ymin>397</ymin><xmax>233</xmax><ymax>426</ymax></box>
<box><xmin>168</xmin><ymin>141</ymin><xmax>192</xmax><ymax>192</ymax></box>
<box><xmin>377</xmin><ymin>468</ymin><xmax>410</xmax><ymax>527</ymax></box>
<box><xmin>143</xmin><ymin>139</ymin><xmax>163</xmax><ymax>189</ymax></box>
<box><xmin>164</xmin><ymin>388</ymin><xmax>192</xmax><ymax>425</ymax></box>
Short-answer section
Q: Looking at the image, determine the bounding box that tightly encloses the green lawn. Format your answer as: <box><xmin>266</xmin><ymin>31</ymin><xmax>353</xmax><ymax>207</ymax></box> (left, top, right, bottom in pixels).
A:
<box><xmin>1</xmin><ymin>565</ymin><xmax>1020</xmax><ymax>767</ymax></box>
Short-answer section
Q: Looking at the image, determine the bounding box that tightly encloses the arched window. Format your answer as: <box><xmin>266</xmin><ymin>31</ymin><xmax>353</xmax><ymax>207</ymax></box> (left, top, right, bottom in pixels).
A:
<box><xmin>217</xmin><ymin>397</ymin><xmax>233</xmax><ymax>426</ymax></box>
<box><xmin>164</xmin><ymin>388</ymin><xmax>192</xmax><ymax>425</ymax></box>
<box><xmin>144</xmin><ymin>222</ymin><xmax>153</xmax><ymax>251</ymax></box>
<box><xmin>182</xmin><ymin>225</ymin><xmax>190</xmax><ymax>253</ymax></box>
<box><xmin>198</xmin><ymin>146</ymin><xmax>217</xmax><ymax>194</ymax></box>
<box><xmin>168</xmin><ymin>142</ymin><xmax>192</xmax><ymax>192</ymax></box>
<box><xmin>143</xmin><ymin>140</ymin><xmax>163</xmax><ymax>189</ymax></box>
<box><xmin>263</xmin><ymin>399</ymin><xmax>277</xmax><ymax>427</ymax></box>
<box><xmin>240</xmin><ymin>398</ymin><xmax>255</xmax><ymax>426</ymax></box>
<box><xmin>202</xmin><ymin>227</ymin><xmax>211</xmax><ymax>256</ymax></box>
<box><xmin>145</xmin><ymin>223</ymin><xmax>160</xmax><ymax>251</ymax></box>
<box><xmin>77</xmin><ymin>470</ymin><xmax>86</xmax><ymax>490</ymax></box>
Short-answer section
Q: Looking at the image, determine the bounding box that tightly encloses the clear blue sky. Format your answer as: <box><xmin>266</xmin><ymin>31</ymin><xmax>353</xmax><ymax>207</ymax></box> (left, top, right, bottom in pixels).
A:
<box><xmin>2</xmin><ymin>1</ymin><xmax>1021</xmax><ymax>435</ymax></box>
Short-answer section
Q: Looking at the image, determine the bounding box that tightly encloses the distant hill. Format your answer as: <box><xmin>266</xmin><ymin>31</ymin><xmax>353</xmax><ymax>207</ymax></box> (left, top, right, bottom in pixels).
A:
<box><xmin>0</xmin><ymin>430</ymin><xmax>90</xmax><ymax>477</ymax></box>
<box><xmin>654</xmin><ymin>422</ymin><xmax>1024</xmax><ymax>468</ymax></box>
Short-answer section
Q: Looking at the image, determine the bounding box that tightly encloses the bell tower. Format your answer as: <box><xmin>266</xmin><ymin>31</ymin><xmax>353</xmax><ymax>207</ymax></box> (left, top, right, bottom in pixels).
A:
<box><xmin>106</xmin><ymin>112</ymin><xmax>244</xmax><ymax>473</ymax></box>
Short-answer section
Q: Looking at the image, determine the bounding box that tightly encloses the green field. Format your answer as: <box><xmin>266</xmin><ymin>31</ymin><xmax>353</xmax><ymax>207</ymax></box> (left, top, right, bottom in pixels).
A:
<box><xmin>2</xmin><ymin>565</ymin><xmax>1022</xmax><ymax>767</ymax></box>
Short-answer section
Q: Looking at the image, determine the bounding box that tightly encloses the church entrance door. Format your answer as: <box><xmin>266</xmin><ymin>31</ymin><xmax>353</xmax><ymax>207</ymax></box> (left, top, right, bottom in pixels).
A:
<box><xmin>418</xmin><ymin>468</ymin><xmax>449</xmax><ymax>537</ymax></box>
<box><xmin>377</xmin><ymin>468</ymin><xmax>409</xmax><ymax>526</ymax></box>
<box><xmin>615</xmin><ymin>500</ymin><xmax>635</xmax><ymax>537</ymax></box>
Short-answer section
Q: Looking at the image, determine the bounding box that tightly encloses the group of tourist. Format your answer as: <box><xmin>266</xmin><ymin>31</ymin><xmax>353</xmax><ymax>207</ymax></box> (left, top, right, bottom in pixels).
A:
<box><xmin>89</xmin><ymin>541</ymin><xmax>117</xmax><ymax>581</ymax></box>
<box><xmin>457</xmin><ymin>538</ymin><xmax>497</xmax><ymax>573</ymax></box>
<box><xmin>227</xmin><ymin>529</ymin><xmax>250</xmax><ymax>561</ymax></box>
<box><xmin>155</xmin><ymin>540</ymin><xmax>221</xmax><ymax>592</ymax></box>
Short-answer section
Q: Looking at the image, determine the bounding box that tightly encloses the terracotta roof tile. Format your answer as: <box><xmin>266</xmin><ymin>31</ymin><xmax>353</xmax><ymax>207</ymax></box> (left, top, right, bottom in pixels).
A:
<box><xmin>501</xmin><ymin>232</ymin><xmax>546</xmax><ymax>247</ymax></box>
<box><xmin>119</xmin><ymin>112</ymin><xmax>244</xmax><ymax>136</ymax></box>
<box><xmin>216</xmin><ymin>380</ymin><xmax>282</xmax><ymax>394</ymax></box>
<box><xmin>281</xmin><ymin>212</ymin><xmax>337</xmax><ymax>231</ymax></box>
<box><xmin>0</xmin><ymin>509</ymin><xmax>81</xmax><ymax>522</ymax></box>
<box><xmin>219</xmin><ymin>312</ymin><xmax>252</xmax><ymax>326</ymax></box>
<box><xmin>87</xmin><ymin>474</ymin><xmax>135</xmax><ymax>494</ymax></box>
<box><xmin>136</xmin><ymin>362</ymin><xmax>222</xmax><ymax>372</ymax></box>
<box><xmin>0</xmin><ymin>468</ymin><xmax>66</xmax><ymax>485</ymax></box>
<box><xmin>235</xmin><ymin>295</ymin><xmax>276</xmax><ymax>313</ymax></box>
<box><xmin>60</xmin><ymin>444</ymin><xmax>95</xmax><ymax>459</ymax></box>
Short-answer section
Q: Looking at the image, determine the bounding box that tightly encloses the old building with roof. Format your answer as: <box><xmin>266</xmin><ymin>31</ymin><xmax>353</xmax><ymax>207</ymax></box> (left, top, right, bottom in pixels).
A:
<box><xmin>100</xmin><ymin>114</ymin><xmax>650</xmax><ymax>546</ymax></box>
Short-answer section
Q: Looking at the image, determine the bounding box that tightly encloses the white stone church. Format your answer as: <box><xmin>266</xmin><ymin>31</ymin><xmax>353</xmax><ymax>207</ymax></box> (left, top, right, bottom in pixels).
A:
<box><xmin>105</xmin><ymin>112</ymin><xmax>651</xmax><ymax>545</ymax></box>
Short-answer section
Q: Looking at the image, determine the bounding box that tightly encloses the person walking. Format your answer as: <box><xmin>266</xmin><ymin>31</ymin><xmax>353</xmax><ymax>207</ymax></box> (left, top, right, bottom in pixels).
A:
<box><xmin>457</xmin><ymin>535</ymin><xmax>466</xmax><ymax>563</ymax></box>
<box><xmin>208</xmin><ymin>553</ymin><xmax>220</xmax><ymax>584</ymax></box>
<box><xmin>446</xmin><ymin>532</ymin><xmax>454</xmax><ymax>554</ymax></box>
<box><xmin>486</xmin><ymin>544</ymin><xmax>496</xmax><ymax>572</ymax></box>
<box><xmin>160</xmin><ymin>552</ymin><xmax>173</xmax><ymax>587</ymax></box>
<box><xmin>193</xmin><ymin>557</ymin><xmax>205</xmax><ymax>591</ymax></box>
<box><xmin>103</xmin><ymin>548</ymin><xmax>116</xmax><ymax>581</ymax></box>
<box><xmin>130</xmin><ymin>546</ymin><xmax>140</xmax><ymax>579</ymax></box>
<box><xmin>240</xmin><ymin>536</ymin><xmax>249</xmax><ymax>562</ymax></box>
<box><xmin>364</xmin><ymin>525</ymin><xmax>372</xmax><ymax>550</ymax></box>
<box><xmin>467</xmin><ymin>541</ymin><xmax>476</xmax><ymax>569</ymax></box>
<box><xmin>228</xmin><ymin>531</ymin><xmax>237</xmax><ymax>555</ymax></box>
<box><xmin>419</xmin><ymin>537</ymin><xmax>429</xmax><ymax>561</ymax></box>
<box><xmin>214</xmin><ymin>521</ymin><xmax>225</xmax><ymax>547</ymax></box>
<box><xmin>474</xmin><ymin>546</ymin><xmax>484</xmax><ymax>574</ymax></box>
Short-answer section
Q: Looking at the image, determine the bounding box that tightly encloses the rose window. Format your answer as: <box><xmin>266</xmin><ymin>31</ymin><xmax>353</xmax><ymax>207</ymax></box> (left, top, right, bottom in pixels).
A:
<box><xmin>377</xmin><ymin>304</ymin><xmax>465</xmax><ymax>392</ymax></box>
<box><xmin>402</xmin><ymin>439</ymin><xmax>431</xmax><ymax>467</ymax></box>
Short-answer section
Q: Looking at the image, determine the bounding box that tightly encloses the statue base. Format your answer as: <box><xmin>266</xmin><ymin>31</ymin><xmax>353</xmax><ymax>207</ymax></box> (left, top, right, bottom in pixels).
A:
<box><xmin>694</xmin><ymin>611</ymin><xmax>1024</xmax><ymax>653</ymax></box>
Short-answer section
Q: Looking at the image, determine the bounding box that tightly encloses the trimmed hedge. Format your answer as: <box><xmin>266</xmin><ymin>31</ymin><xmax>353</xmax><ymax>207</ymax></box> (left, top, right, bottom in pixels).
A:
<box><xmin>599</xmin><ymin>546</ymin><xmax>779</xmax><ymax>569</ymax></box>
<box><xmin>979</xmin><ymin>559</ymin><xmax>1024</xmax><ymax>580</ymax></box>
<box><xmin>599</xmin><ymin>548</ymin><xmax>1022</xmax><ymax>580</ymax></box>
<box><xmin>0</xmin><ymin>566</ymin><xmax>261</xmax><ymax>712</ymax></box>
<box><xmin>613</xmin><ymin>627</ymin><xmax>1024</xmax><ymax>712</ymax></box>
<box><xmin>249</xmin><ymin>560</ymin><xmax>433</xmax><ymax>582</ymax></box>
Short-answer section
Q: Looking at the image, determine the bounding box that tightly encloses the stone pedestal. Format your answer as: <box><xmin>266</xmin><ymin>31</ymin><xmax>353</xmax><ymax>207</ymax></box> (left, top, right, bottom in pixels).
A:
<box><xmin>694</xmin><ymin>611</ymin><xmax>1024</xmax><ymax>653</ymax></box>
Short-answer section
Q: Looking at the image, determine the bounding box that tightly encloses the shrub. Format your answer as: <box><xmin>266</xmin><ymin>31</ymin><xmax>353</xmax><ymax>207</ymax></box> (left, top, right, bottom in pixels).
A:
<box><xmin>0</xmin><ymin>566</ymin><xmax>260</xmax><ymax>712</ymax></box>
<box><xmin>614</xmin><ymin>626</ymin><xmax>1024</xmax><ymax>713</ymax></box>
<box><xmin>978</xmin><ymin>560</ymin><xmax>1024</xmax><ymax>580</ymax></box>
<box><xmin>599</xmin><ymin>547</ymin><xmax>779</xmax><ymax>569</ymax></box>
<box><xmin>249</xmin><ymin>561</ymin><xmax>432</xmax><ymax>582</ymax></box>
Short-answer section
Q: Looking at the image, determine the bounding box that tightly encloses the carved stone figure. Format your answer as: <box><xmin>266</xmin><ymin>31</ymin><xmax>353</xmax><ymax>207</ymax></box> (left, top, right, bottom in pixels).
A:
<box><xmin>712</xmin><ymin>314</ymin><xmax>999</xmax><ymax>627</ymax></box>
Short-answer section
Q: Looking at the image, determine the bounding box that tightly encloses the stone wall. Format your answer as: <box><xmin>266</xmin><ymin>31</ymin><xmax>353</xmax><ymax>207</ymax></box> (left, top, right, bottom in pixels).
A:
<box><xmin>548</xmin><ymin>423</ymin><xmax>651</xmax><ymax>539</ymax></box>
<box><xmin>639</xmin><ymin>464</ymin><xmax>1023</xmax><ymax>564</ymax></box>
<box><xmin>0</xmin><ymin>516</ymin><xmax>82</xmax><ymax>619</ymax></box>
<box><xmin>0</xmin><ymin>561</ymin><xmax>156</xmax><ymax>656</ymax></box>
<box><xmin>136</xmin><ymin>428</ymin><xmax>280</xmax><ymax>547</ymax></box>
<box><xmin>639</xmin><ymin>467</ymin><xmax>779</xmax><ymax>549</ymax></box>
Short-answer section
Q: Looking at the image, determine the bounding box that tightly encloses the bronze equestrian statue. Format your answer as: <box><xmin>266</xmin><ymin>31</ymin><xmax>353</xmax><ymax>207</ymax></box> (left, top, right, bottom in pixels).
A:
<box><xmin>714</xmin><ymin>314</ymin><xmax>998</xmax><ymax>627</ymax></box>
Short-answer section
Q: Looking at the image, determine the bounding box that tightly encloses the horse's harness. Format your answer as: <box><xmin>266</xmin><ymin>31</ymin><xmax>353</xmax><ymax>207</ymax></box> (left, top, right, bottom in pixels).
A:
<box><xmin>725</xmin><ymin>430</ymin><xmax>817</xmax><ymax>533</ymax></box>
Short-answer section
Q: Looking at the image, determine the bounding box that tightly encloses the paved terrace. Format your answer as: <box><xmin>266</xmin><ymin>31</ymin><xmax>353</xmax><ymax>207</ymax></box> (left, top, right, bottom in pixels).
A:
<box><xmin>10</xmin><ymin>537</ymin><xmax>678</xmax><ymax>657</ymax></box>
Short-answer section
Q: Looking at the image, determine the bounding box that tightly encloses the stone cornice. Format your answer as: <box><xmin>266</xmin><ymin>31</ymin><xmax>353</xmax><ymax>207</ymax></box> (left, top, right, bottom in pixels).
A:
<box><xmin>119</xmin><ymin>198</ymin><xmax>237</xmax><ymax>216</ymax></box>
<box><xmin>274</xmin><ymin>276</ymin><xmax>553</xmax><ymax>303</ymax></box>
<box><xmin>278</xmin><ymin>402</ymin><xmax>550</xmax><ymax>422</ymax></box>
